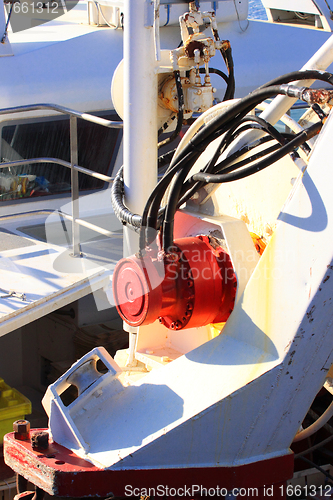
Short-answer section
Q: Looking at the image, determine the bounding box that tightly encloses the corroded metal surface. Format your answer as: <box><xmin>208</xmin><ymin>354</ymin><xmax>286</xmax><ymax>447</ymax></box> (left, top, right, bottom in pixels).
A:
<box><xmin>301</xmin><ymin>87</ymin><xmax>333</xmax><ymax>104</ymax></box>
<box><xmin>4</xmin><ymin>431</ymin><xmax>294</xmax><ymax>497</ymax></box>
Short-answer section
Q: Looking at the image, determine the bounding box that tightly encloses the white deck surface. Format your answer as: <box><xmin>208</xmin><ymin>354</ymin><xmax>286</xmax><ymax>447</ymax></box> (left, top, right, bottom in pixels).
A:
<box><xmin>0</xmin><ymin>211</ymin><xmax>123</xmax><ymax>337</ymax></box>
<box><xmin>7</xmin><ymin>1</ymin><xmax>108</xmax><ymax>53</ymax></box>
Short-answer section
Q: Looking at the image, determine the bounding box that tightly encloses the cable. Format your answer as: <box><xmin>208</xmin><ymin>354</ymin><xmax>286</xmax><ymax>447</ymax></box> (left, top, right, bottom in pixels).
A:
<box><xmin>258</xmin><ymin>69</ymin><xmax>333</xmax><ymax>90</ymax></box>
<box><xmin>199</xmin><ymin>66</ymin><xmax>229</xmax><ymax>86</ymax></box>
<box><xmin>110</xmin><ymin>167</ymin><xmax>142</xmax><ymax>230</ymax></box>
<box><xmin>170</xmin><ymin>85</ymin><xmax>297</xmax><ymax>171</ymax></box>
<box><xmin>212</xmin><ymin>114</ymin><xmax>286</xmax><ymax>154</ymax></box>
<box><xmin>213</xmin><ymin>142</ymin><xmax>281</xmax><ymax>176</ymax></box>
<box><xmin>93</xmin><ymin>0</ymin><xmax>119</xmax><ymax>28</ymax></box>
<box><xmin>219</xmin><ymin>43</ymin><xmax>235</xmax><ymax>101</ymax></box>
<box><xmin>210</xmin><ymin>32</ymin><xmax>235</xmax><ymax>100</ymax></box>
<box><xmin>158</xmin><ymin>149</ymin><xmax>177</xmax><ymax>169</ymax></box>
<box><xmin>140</xmin><ymin>149</ymin><xmax>198</xmax><ymax>250</ymax></box>
<box><xmin>111</xmin><ymin>146</ymin><xmax>181</xmax><ymax>235</ymax></box>
<box><xmin>174</xmin><ymin>115</ymin><xmax>285</xmax><ymax>209</ymax></box>
<box><xmin>113</xmin><ymin>80</ymin><xmax>328</xmax><ymax>253</ymax></box>
<box><xmin>158</xmin><ymin>70</ymin><xmax>184</xmax><ymax>149</ymax></box>
<box><xmin>161</xmin><ymin>84</ymin><xmax>320</xmax><ymax>251</ymax></box>
<box><xmin>191</xmin><ymin>121</ymin><xmax>321</xmax><ymax>185</ymax></box>
<box><xmin>174</xmin><ymin>136</ymin><xmax>277</xmax><ymax>219</ymax></box>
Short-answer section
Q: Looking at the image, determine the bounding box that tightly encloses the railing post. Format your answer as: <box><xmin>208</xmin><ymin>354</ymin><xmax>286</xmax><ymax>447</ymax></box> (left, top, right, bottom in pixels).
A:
<box><xmin>70</xmin><ymin>115</ymin><xmax>81</xmax><ymax>257</ymax></box>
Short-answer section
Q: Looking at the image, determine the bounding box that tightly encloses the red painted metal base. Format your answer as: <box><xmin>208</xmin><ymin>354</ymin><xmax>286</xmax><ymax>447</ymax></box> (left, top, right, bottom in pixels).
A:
<box><xmin>0</xmin><ymin>445</ymin><xmax>14</xmax><ymax>480</ymax></box>
<box><xmin>4</xmin><ymin>430</ymin><xmax>294</xmax><ymax>498</ymax></box>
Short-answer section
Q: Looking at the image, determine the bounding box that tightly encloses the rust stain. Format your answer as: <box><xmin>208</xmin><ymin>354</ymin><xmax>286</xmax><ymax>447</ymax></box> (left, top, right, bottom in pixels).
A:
<box><xmin>185</xmin><ymin>39</ymin><xmax>205</xmax><ymax>58</ymax></box>
<box><xmin>302</xmin><ymin>88</ymin><xmax>333</xmax><ymax>104</ymax></box>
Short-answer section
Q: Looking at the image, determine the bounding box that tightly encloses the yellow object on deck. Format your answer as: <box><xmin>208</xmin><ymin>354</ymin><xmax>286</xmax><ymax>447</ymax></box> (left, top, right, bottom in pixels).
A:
<box><xmin>0</xmin><ymin>378</ymin><xmax>31</xmax><ymax>443</ymax></box>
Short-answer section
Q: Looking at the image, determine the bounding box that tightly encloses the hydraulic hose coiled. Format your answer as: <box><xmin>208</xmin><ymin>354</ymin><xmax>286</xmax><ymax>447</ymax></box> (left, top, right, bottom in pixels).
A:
<box><xmin>111</xmin><ymin>167</ymin><xmax>142</xmax><ymax>230</ymax></box>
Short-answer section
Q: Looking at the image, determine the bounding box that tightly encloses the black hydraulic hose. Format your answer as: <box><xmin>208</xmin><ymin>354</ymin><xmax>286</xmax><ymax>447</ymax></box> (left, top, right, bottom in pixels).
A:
<box><xmin>175</xmin><ymin>116</ymin><xmax>285</xmax><ymax>207</ymax></box>
<box><xmin>161</xmin><ymin>84</ymin><xmax>310</xmax><ymax>251</ymax></box>
<box><xmin>282</xmin><ymin>131</ymin><xmax>312</xmax><ymax>155</ymax></box>
<box><xmin>199</xmin><ymin>66</ymin><xmax>229</xmax><ymax>85</ymax></box>
<box><xmin>158</xmin><ymin>149</ymin><xmax>177</xmax><ymax>169</ymax></box>
<box><xmin>116</xmin><ymin>83</ymin><xmax>322</xmax><ymax>249</ymax></box>
<box><xmin>178</xmin><ymin>135</ymin><xmax>276</xmax><ymax>205</ymax></box>
<box><xmin>163</xmin><ymin>111</ymin><xmax>287</xmax><ymax>232</ymax></box>
<box><xmin>191</xmin><ymin>121</ymin><xmax>321</xmax><ymax>184</ymax></box>
<box><xmin>169</xmin><ymin>85</ymin><xmax>298</xmax><ymax>171</ymax></box>
<box><xmin>213</xmin><ymin>135</ymin><xmax>276</xmax><ymax>171</ymax></box>
<box><xmin>163</xmin><ymin>118</ymin><xmax>321</xmax><ymax>252</ymax></box>
<box><xmin>162</xmin><ymin>166</ymin><xmax>191</xmax><ymax>252</ymax></box>
<box><xmin>212</xmin><ymin>114</ymin><xmax>286</xmax><ymax>158</ymax></box>
<box><xmin>111</xmin><ymin>145</ymin><xmax>178</xmax><ymax>231</ymax></box>
<box><xmin>158</xmin><ymin>70</ymin><xmax>184</xmax><ymax>149</ymax></box>
<box><xmin>170</xmin><ymin>80</ymin><xmax>329</xmax><ymax>173</ymax></box>
<box><xmin>223</xmin><ymin>47</ymin><xmax>235</xmax><ymax>101</ymax></box>
<box><xmin>144</xmin><ymin>141</ymin><xmax>207</xmax><ymax>247</ymax></box>
<box><xmin>258</xmin><ymin>69</ymin><xmax>333</xmax><ymax>89</ymax></box>
<box><xmin>173</xmin><ymin>129</ymin><xmax>230</xmax><ymax>205</ymax></box>
<box><xmin>173</xmin><ymin>143</ymin><xmax>281</xmax><ymax>217</ymax></box>
<box><xmin>139</xmin><ymin>149</ymin><xmax>198</xmax><ymax>250</ymax></box>
<box><xmin>213</xmin><ymin>142</ymin><xmax>281</xmax><ymax>176</ymax></box>
<box><xmin>210</xmin><ymin>29</ymin><xmax>235</xmax><ymax>100</ymax></box>
<box><xmin>312</xmin><ymin>102</ymin><xmax>329</xmax><ymax>121</ymax></box>
<box><xmin>235</xmin><ymin>115</ymin><xmax>286</xmax><ymax>145</ymax></box>
<box><xmin>212</xmin><ymin>32</ymin><xmax>235</xmax><ymax>100</ymax></box>
<box><xmin>111</xmin><ymin>167</ymin><xmax>142</xmax><ymax>229</ymax></box>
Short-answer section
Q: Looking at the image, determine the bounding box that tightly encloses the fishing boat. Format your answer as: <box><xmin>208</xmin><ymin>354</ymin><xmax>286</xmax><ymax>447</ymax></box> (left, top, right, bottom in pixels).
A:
<box><xmin>2</xmin><ymin>0</ymin><xmax>333</xmax><ymax>496</ymax></box>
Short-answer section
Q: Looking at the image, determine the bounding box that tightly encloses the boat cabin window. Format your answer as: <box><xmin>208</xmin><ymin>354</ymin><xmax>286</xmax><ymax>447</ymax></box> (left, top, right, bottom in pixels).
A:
<box><xmin>0</xmin><ymin>112</ymin><xmax>122</xmax><ymax>201</ymax></box>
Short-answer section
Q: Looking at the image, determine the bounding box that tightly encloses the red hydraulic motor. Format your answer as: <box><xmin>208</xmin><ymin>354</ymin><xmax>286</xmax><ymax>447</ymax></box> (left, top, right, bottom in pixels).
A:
<box><xmin>113</xmin><ymin>235</ymin><xmax>237</xmax><ymax>330</ymax></box>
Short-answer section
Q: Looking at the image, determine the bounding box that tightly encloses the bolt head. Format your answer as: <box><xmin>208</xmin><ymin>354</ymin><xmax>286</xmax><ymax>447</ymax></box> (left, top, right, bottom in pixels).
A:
<box><xmin>13</xmin><ymin>419</ymin><xmax>30</xmax><ymax>440</ymax></box>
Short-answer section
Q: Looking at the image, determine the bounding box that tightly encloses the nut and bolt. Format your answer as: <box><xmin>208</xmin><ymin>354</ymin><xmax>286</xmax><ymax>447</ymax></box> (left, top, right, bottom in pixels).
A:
<box><xmin>13</xmin><ymin>420</ymin><xmax>30</xmax><ymax>441</ymax></box>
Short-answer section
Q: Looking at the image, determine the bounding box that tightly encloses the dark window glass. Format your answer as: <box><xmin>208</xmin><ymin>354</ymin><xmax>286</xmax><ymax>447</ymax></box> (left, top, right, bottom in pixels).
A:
<box><xmin>0</xmin><ymin>112</ymin><xmax>122</xmax><ymax>201</ymax></box>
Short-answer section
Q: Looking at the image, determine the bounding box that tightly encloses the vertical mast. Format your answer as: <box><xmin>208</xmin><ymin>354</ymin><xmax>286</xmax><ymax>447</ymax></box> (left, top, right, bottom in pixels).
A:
<box><xmin>123</xmin><ymin>0</ymin><xmax>158</xmax><ymax>257</ymax></box>
<box><xmin>123</xmin><ymin>0</ymin><xmax>158</xmax><ymax>360</ymax></box>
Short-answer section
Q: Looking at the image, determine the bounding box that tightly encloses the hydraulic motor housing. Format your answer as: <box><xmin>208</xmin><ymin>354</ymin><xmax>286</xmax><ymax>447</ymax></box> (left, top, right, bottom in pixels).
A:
<box><xmin>113</xmin><ymin>235</ymin><xmax>237</xmax><ymax>330</ymax></box>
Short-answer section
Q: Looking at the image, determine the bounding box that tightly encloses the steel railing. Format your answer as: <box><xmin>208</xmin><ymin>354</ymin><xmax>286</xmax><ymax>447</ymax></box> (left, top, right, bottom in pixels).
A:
<box><xmin>0</xmin><ymin>103</ymin><xmax>123</xmax><ymax>257</ymax></box>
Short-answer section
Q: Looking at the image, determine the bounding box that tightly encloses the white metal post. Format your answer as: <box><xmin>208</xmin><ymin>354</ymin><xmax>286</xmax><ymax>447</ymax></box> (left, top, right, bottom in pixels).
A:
<box><xmin>123</xmin><ymin>0</ymin><xmax>158</xmax><ymax>359</ymax></box>
<box><xmin>224</xmin><ymin>34</ymin><xmax>333</xmax><ymax>157</ymax></box>
<box><xmin>123</xmin><ymin>0</ymin><xmax>158</xmax><ymax>255</ymax></box>
<box><xmin>260</xmin><ymin>33</ymin><xmax>333</xmax><ymax>125</ymax></box>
